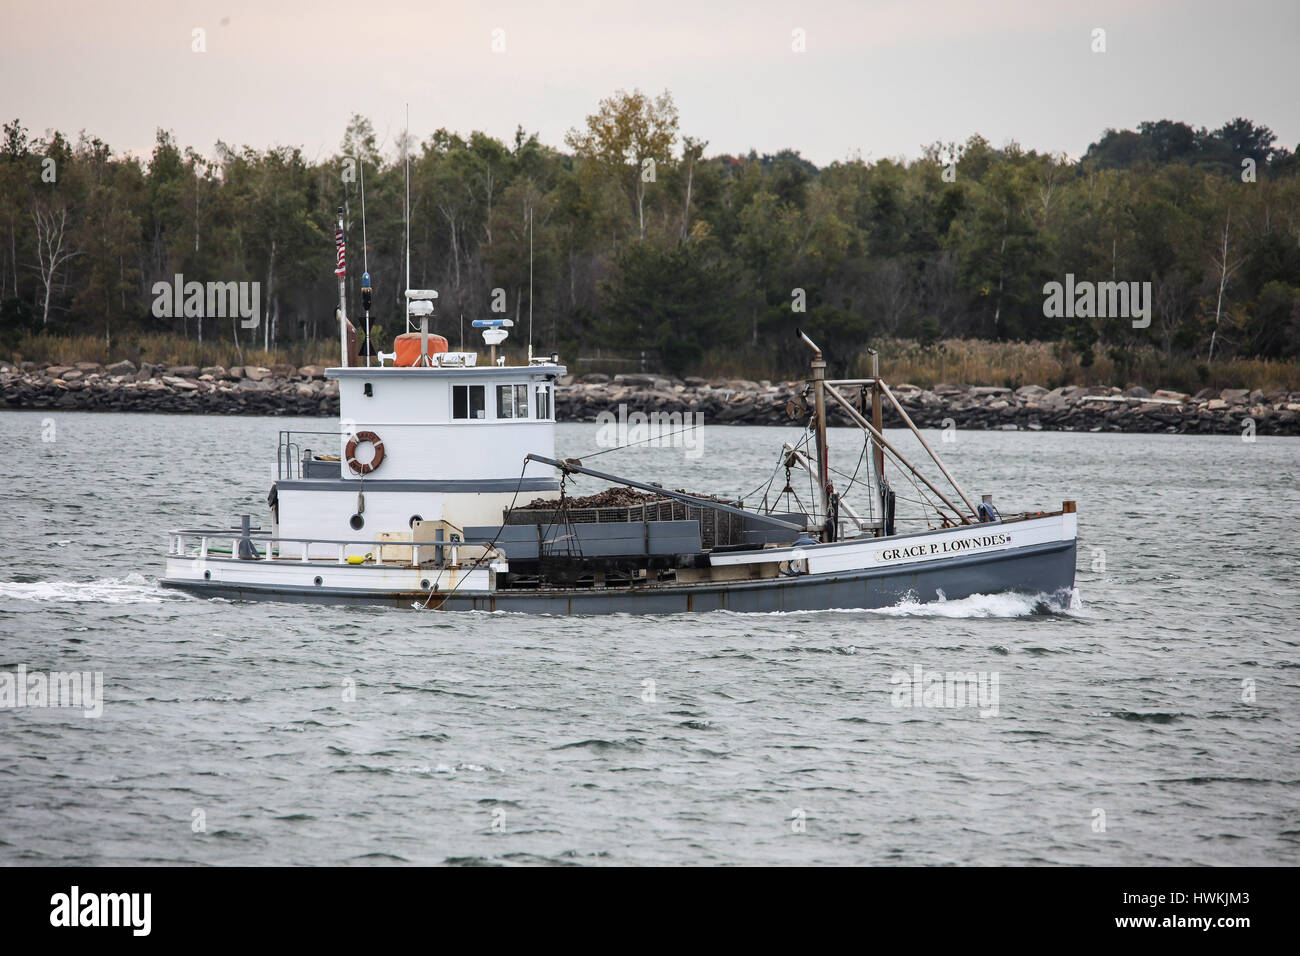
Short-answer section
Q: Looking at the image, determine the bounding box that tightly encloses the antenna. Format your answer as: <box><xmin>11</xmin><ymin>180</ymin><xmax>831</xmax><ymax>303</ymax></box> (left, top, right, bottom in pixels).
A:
<box><xmin>527</xmin><ymin>198</ymin><xmax>534</xmax><ymax>362</ymax></box>
<box><xmin>359</xmin><ymin>154</ymin><xmax>371</xmax><ymax>367</ymax></box>
<box><xmin>359</xmin><ymin>154</ymin><xmax>369</xmax><ymax>274</ymax></box>
<box><xmin>404</xmin><ymin>102</ymin><xmax>411</xmax><ymax>334</ymax></box>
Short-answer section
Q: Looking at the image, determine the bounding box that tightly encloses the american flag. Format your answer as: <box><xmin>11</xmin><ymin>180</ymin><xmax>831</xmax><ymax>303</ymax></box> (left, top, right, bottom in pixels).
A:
<box><xmin>334</xmin><ymin>227</ymin><xmax>346</xmax><ymax>276</ymax></box>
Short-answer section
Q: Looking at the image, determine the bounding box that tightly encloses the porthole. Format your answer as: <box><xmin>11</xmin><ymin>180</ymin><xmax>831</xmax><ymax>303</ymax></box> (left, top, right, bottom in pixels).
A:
<box><xmin>420</xmin><ymin>579</ymin><xmax>430</xmax><ymax>589</ymax></box>
<box><xmin>409</xmin><ymin>514</ymin><xmax>423</xmax><ymax>528</ymax></box>
<box><xmin>203</xmin><ymin>570</ymin><xmax>211</xmax><ymax>580</ymax></box>
<box><xmin>350</xmin><ymin>514</ymin><xmax>365</xmax><ymax>530</ymax></box>
<box><xmin>313</xmin><ymin>576</ymin><xmax>323</xmax><ymax>586</ymax></box>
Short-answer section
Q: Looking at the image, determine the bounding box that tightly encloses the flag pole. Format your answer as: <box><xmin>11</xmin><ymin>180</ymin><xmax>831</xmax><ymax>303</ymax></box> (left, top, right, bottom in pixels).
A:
<box><xmin>335</xmin><ymin>206</ymin><xmax>348</xmax><ymax>368</ymax></box>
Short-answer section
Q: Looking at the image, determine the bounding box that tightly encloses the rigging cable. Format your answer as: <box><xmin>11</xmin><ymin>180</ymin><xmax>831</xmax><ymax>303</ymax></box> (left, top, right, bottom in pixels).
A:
<box><xmin>420</xmin><ymin>458</ymin><xmax>531</xmax><ymax>610</ymax></box>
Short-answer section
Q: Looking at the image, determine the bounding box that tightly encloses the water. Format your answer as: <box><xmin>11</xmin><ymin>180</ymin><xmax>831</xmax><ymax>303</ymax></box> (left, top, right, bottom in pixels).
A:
<box><xmin>1</xmin><ymin>410</ymin><xmax>1297</xmax><ymax>865</ymax></box>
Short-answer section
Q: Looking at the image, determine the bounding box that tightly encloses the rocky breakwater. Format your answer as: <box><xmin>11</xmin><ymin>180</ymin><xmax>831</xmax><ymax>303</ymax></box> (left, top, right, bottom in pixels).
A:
<box><xmin>555</xmin><ymin>374</ymin><xmax>1300</xmax><ymax>436</ymax></box>
<box><xmin>3</xmin><ymin>362</ymin><xmax>1297</xmax><ymax>435</ymax></box>
<box><xmin>0</xmin><ymin>360</ymin><xmax>339</xmax><ymax>416</ymax></box>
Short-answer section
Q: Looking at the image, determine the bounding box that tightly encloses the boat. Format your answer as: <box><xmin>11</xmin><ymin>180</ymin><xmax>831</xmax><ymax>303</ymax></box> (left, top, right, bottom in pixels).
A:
<box><xmin>160</xmin><ymin>209</ymin><xmax>1078</xmax><ymax>614</ymax></box>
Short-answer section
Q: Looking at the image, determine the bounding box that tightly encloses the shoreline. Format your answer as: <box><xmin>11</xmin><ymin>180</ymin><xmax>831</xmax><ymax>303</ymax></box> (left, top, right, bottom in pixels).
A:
<box><xmin>3</xmin><ymin>361</ymin><xmax>1298</xmax><ymax>435</ymax></box>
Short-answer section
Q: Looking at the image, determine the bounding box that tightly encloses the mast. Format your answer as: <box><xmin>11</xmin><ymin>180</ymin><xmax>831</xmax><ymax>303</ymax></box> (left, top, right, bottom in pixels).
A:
<box><xmin>868</xmin><ymin>347</ymin><xmax>884</xmax><ymax>517</ymax></box>
<box><xmin>797</xmin><ymin>330</ymin><xmax>834</xmax><ymax>535</ymax></box>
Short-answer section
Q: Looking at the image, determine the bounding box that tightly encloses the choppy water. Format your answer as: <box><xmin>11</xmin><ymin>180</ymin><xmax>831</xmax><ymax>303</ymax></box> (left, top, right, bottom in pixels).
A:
<box><xmin>1</xmin><ymin>410</ymin><xmax>1297</xmax><ymax>865</ymax></box>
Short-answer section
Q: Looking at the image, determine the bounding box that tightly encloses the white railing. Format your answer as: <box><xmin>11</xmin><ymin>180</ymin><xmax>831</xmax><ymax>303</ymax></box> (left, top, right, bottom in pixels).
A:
<box><xmin>167</xmin><ymin>530</ymin><xmax>499</xmax><ymax>569</ymax></box>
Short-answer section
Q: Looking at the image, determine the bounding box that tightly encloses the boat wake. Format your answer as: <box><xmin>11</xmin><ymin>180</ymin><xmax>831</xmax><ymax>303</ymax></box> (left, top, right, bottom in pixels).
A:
<box><xmin>868</xmin><ymin>590</ymin><xmax>1074</xmax><ymax>619</ymax></box>
<box><xmin>0</xmin><ymin>573</ymin><xmax>170</xmax><ymax>604</ymax></box>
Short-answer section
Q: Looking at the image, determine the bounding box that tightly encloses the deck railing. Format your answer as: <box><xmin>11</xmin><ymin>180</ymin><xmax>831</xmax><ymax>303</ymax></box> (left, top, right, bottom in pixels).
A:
<box><xmin>277</xmin><ymin>430</ymin><xmax>344</xmax><ymax>480</ymax></box>
<box><xmin>167</xmin><ymin>529</ymin><xmax>503</xmax><ymax>570</ymax></box>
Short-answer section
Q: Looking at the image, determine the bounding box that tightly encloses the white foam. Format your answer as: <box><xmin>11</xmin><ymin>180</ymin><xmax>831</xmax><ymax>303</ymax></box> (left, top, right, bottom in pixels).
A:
<box><xmin>869</xmin><ymin>590</ymin><xmax>1056</xmax><ymax>619</ymax></box>
<box><xmin>0</xmin><ymin>574</ymin><xmax>168</xmax><ymax>604</ymax></box>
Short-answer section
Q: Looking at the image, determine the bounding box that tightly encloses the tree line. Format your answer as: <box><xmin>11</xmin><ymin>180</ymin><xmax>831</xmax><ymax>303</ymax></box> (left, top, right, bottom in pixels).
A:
<box><xmin>2</xmin><ymin>91</ymin><xmax>1297</xmax><ymax>377</ymax></box>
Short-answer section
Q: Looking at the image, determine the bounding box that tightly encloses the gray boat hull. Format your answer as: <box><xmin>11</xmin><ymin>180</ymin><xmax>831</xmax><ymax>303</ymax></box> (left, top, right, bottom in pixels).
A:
<box><xmin>161</xmin><ymin>538</ymin><xmax>1076</xmax><ymax>615</ymax></box>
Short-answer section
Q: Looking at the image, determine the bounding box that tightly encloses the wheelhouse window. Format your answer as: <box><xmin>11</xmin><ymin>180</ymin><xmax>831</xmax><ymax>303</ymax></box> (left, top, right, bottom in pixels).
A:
<box><xmin>452</xmin><ymin>384</ymin><xmax>486</xmax><ymax>420</ymax></box>
<box><xmin>496</xmin><ymin>384</ymin><xmax>529</xmax><ymax>419</ymax></box>
<box><xmin>535</xmin><ymin>384</ymin><xmax>552</xmax><ymax>420</ymax></box>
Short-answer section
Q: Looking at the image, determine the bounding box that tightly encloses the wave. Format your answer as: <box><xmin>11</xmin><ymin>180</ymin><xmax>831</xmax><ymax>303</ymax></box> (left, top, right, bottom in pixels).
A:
<box><xmin>867</xmin><ymin>590</ymin><xmax>1071</xmax><ymax>619</ymax></box>
<box><xmin>0</xmin><ymin>573</ymin><xmax>170</xmax><ymax>604</ymax></box>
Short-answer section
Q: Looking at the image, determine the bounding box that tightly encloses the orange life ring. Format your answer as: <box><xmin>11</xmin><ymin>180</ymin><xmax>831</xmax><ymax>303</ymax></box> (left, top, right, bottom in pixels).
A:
<box><xmin>345</xmin><ymin>430</ymin><xmax>385</xmax><ymax>475</ymax></box>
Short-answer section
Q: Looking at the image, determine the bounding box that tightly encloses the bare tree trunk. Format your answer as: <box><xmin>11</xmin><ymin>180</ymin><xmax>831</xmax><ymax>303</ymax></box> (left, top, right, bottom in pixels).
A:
<box><xmin>992</xmin><ymin>235</ymin><xmax>1007</xmax><ymax>331</ymax></box>
<box><xmin>636</xmin><ymin>177</ymin><xmax>646</xmax><ymax>240</ymax></box>
<box><xmin>32</xmin><ymin>203</ymin><xmax>78</xmax><ymax>328</ymax></box>
<box><xmin>681</xmin><ymin>155</ymin><xmax>695</xmax><ymax>241</ymax></box>
<box><xmin>265</xmin><ymin>240</ymin><xmax>276</xmax><ymax>352</ymax></box>
<box><xmin>1208</xmin><ymin>213</ymin><xmax>1242</xmax><ymax>364</ymax></box>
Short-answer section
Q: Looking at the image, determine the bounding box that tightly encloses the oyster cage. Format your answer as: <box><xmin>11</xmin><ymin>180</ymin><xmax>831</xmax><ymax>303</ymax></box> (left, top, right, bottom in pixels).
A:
<box><xmin>504</xmin><ymin>499</ymin><xmax>744</xmax><ymax>550</ymax></box>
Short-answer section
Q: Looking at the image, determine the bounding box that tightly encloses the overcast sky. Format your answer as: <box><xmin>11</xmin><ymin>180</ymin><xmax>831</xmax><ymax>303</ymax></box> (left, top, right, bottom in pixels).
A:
<box><xmin>3</xmin><ymin>0</ymin><xmax>1296</xmax><ymax>166</ymax></box>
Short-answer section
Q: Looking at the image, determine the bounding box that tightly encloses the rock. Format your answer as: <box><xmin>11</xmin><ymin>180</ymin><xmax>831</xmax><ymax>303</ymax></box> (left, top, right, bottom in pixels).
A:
<box><xmin>1152</xmin><ymin>389</ymin><xmax>1189</xmax><ymax>403</ymax></box>
<box><xmin>244</xmin><ymin>366</ymin><xmax>272</xmax><ymax>382</ymax></box>
<box><xmin>268</xmin><ymin>363</ymin><xmax>294</xmax><ymax>376</ymax></box>
<box><xmin>46</xmin><ymin>365</ymin><xmax>74</xmax><ymax>378</ymax></box>
<box><xmin>104</xmin><ymin>360</ymin><xmax>137</xmax><ymax>376</ymax></box>
<box><xmin>581</xmin><ymin>373</ymin><xmax>610</xmax><ymax>385</ymax></box>
<box><xmin>169</xmin><ymin>365</ymin><xmax>201</xmax><ymax>378</ymax></box>
<box><xmin>200</xmin><ymin>365</ymin><xmax>227</xmax><ymax>379</ymax></box>
<box><xmin>162</xmin><ymin>376</ymin><xmax>199</xmax><ymax>390</ymax></box>
<box><xmin>971</xmin><ymin>386</ymin><xmax>1011</xmax><ymax>396</ymax></box>
<box><xmin>1220</xmin><ymin>388</ymin><xmax>1250</xmax><ymax>403</ymax></box>
<box><xmin>61</xmin><ymin>370</ymin><xmax>84</xmax><ymax>381</ymax></box>
<box><xmin>74</xmin><ymin>361</ymin><xmax>103</xmax><ymax>372</ymax></box>
<box><xmin>1017</xmin><ymin>385</ymin><xmax>1050</xmax><ymax>397</ymax></box>
<box><xmin>1123</xmin><ymin>385</ymin><xmax>1151</xmax><ymax>398</ymax></box>
<box><xmin>297</xmin><ymin>365</ymin><xmax>325</xmax><ymax>380</ymax></box>
<box><xmin>1206</xmin><ymin>399</ymin><xmax>1229</xmax><ymax>411</ymax></box>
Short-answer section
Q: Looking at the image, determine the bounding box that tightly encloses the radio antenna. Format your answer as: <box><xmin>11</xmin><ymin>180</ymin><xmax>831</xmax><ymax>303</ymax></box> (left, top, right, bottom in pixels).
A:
<box><xmin>359</xmin><ymin>154</ymin><xmax>372</xmax><ymax>366</ymax></box>
<box><xmin>404</xmin><ymin>103</ymin><xmax>411</xmax><ymax>334</ymax></box>
<box><xmin>527</xmin><ymin>198</ymin><xmax>534</xmax><ymax>362</ymax></box>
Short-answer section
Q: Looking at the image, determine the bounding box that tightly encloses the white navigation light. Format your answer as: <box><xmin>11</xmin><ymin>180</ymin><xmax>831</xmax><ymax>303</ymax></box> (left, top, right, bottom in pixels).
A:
<box><xmin>481</xmin><ymin>328</ymin><xmax>509</xmax><ymax>346</ymax></box>
<box><xmin>405</xmin><ymin>289</ymin><xmax>439</xmax><ymax>300</ymax></box>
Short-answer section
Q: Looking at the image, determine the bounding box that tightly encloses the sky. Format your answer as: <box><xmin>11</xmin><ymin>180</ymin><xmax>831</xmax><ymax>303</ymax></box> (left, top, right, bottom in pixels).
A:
<box><xmin>2</xmin><ymin>0</ymin><xmax>1297</xmax><ymax>166</ymax></box>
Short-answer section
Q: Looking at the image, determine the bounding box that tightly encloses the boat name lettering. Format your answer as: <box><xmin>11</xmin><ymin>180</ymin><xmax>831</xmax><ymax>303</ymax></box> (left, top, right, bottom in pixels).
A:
<box><xmin>875</xmin><ymin>532</ymin><xmax>1009</xmax><ymax>562</ymax></box>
